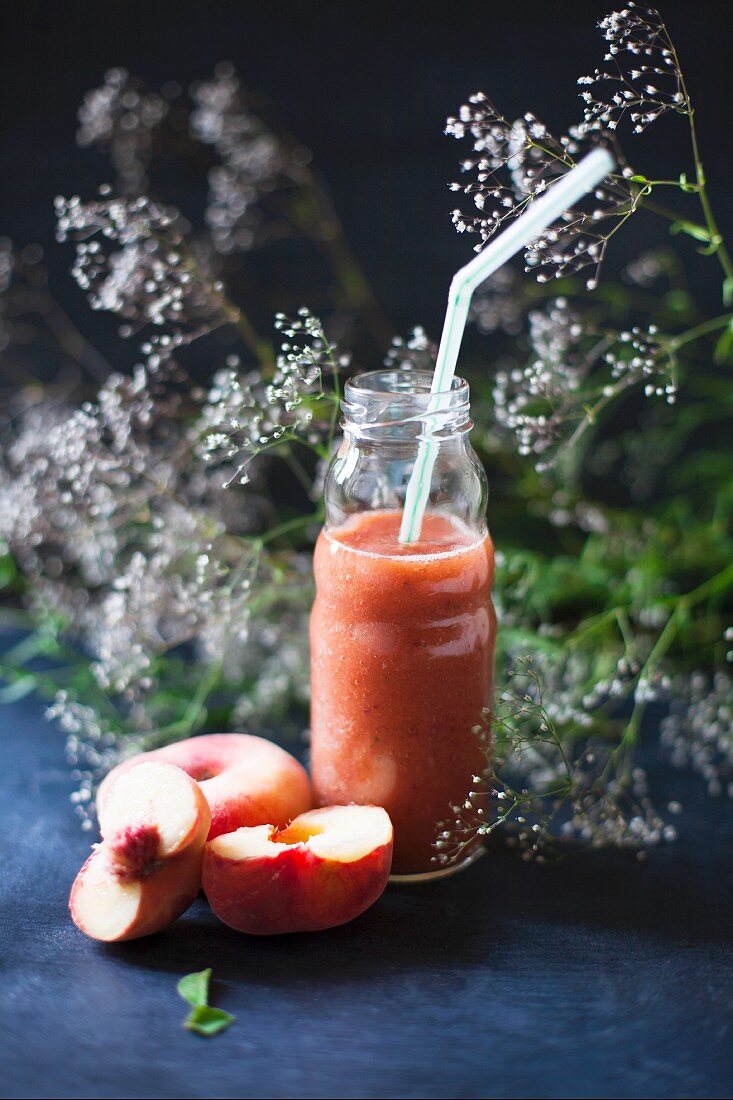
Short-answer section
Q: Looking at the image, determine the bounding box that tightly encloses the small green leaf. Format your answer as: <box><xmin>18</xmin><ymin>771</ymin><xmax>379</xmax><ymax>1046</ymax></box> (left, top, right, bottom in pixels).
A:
<box><xmin>678</xmin><ymin>172</ymin><xmax>698</xmax><ymax>194</ymax></box>
<box><xmin>670</xmin><ymin>219</ymin><xmax>714</xmax><ymax>244</ymax></box>
<box><xmin>184</xmin><ymin>1005</ymin><xmax>235</xmax><ymax>1037</ymax></box>
<box><xmin>713</xmin><ymin>324</ymin><xmax>733</xmax><ymax>365</ymax></box>
<box><xmin>177</xmin><ymin>968</ymin><xmax>211</xmax><ymax>1008</ymax></box>
<box><xmin>0</xmin><ymin>552</ymin><xmax>19</xmax><ymax>589</ymax></box>
<box><xmin>664</xmin><ymin>289</ymin><xmax>694</xmax><ymax>315</ymax></box>
<box><xmin>0</xmin><ymin>674</ymin><xmax>37</xmax><ymax>704</ymax></box>
<box><xmin>178</xmin><ymin>969</ymin><xmax>234</xmax><ymax>1038</ymax></box>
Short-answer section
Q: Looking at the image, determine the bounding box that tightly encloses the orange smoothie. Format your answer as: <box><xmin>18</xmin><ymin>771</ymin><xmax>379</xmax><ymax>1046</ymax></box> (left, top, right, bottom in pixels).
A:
<box><xmin>310</xmin><ymin>509</ymin><xmax>496</xmax><ymax>875</ymax></box>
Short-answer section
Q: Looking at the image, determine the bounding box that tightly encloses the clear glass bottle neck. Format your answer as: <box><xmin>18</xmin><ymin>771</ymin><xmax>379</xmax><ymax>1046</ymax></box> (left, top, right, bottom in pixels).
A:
<box><xmin>323</xmin><ymin>369</ymin><xmax>486</xmax><ymax>534</ymax></box>
<box><xmin>341</xmin><ymin>370</ymin><xmax>472</xmax><ymax>444</ymax></box>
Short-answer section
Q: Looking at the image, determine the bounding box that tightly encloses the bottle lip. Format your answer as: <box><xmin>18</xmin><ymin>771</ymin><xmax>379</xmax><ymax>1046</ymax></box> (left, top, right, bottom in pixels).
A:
<box><xmin>342</xmin><ymin>370</ymin><xmax>471</xmax><ymax>440</ymax></box>
<box><xmin>344</xmin><ymin>369</ymin><xmax>469</xmax><ymax>406</ymax></box>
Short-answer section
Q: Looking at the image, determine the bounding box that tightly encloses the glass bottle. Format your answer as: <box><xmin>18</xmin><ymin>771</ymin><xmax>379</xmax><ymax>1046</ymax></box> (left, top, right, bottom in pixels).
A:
<box><xmin>310</xmin><ymin>369</ymin><xmax>496</xmax><ymax>879</ymax></box>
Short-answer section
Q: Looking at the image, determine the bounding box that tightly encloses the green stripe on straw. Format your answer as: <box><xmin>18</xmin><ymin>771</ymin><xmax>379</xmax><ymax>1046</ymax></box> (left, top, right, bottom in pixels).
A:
<box><xmin>399</xmin><ymin>146</ymin><xmax>616</xmax><ymax>544</ymax></box>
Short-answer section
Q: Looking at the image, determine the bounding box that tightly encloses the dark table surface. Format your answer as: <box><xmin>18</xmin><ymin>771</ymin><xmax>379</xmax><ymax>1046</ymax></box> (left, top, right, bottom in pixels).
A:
<box><xmin>2</xmin><ymin>697</ymin><xmax>732</xmax><ymax>1100</ymax></box>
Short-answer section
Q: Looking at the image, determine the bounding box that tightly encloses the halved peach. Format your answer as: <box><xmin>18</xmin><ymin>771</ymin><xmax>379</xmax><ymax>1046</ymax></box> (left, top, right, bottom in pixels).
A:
<box><xmin>70</xmin><ymin>761</ymin><xmax>210</xmax><ymax>942</ymax></box>
<box><xmin>97</xmin><ymin>733</ymin><xmax>312</xmax><ymax>839</ymax></box>
<box><xmin>202</xmin><ymin>804</ymin><xmax>393</xmax><ymax>935</ymax></box>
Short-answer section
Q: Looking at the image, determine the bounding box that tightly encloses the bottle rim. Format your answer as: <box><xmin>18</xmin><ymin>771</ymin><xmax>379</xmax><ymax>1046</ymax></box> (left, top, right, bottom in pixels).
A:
<box><xmin>342</xmin><ymin>370</ymin><xmax>471</xmax><ymax>440</ymax></box>
<box><xmin>344</xmin><ymin>369</ymin><xmax>468</xmax><ymax>403</ymax></box>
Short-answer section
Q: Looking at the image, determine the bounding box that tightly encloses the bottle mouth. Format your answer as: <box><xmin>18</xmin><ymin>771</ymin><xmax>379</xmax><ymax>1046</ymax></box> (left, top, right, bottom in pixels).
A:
<box><xmin>342</xmin><ymin>370</ymin><xmax>471</xmax><ymax>441</ymax></box>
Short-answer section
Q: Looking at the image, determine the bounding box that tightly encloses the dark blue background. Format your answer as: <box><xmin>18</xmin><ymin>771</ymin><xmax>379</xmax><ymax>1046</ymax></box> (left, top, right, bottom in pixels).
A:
<box><xmin>2</xmin><ymin>695</ymin><xmax>732</xmax><ymax>1099</ymax></box>
<box><xmin>3</xmin><ymin>4</ymin><xmax>733</xmax><ymax>1097</ymax></box>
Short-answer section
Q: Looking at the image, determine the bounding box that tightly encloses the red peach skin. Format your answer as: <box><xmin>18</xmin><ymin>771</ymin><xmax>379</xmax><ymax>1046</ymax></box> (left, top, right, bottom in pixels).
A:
<box><xmin>70</xmin><ymin>841</ymin><xmax>206</xmax><ymax>942</ymax></box>
<box><xmin>97</xmin><ymin>733</ymin><xmax>312</xmax><ymax>839</ymax></box>
<box><xmin>202</xmin><ymin>805</ymin><xmax>393</xmax><ymax>934</ymax></box>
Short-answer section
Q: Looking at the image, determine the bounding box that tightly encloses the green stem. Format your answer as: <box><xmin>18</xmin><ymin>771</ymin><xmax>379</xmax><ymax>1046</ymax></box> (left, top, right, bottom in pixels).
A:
<box><xmin>688</xmin><ymin>109</ymin><xmax>733</xmax><ymax>289</ymax></box>
<box><xmin>620</xmin><ymin>559</ymin><xmax>733</xmax><ymax>752</ymax></box>
<box><xmin>621</xmin><ymin>603</ymin><xmax>685</xmax><ymax>752</ymax></box>
<box><xmin>281</xmin><ymin>447</ymin><xmax>315</xmax><ymax>495</ymax></box>
<box><xmin>145</xmin><ymin>659</ymin><xmax>223</xmax><ymax>745</ymax></box>
<box><xmin>669</xmin><ymin>560</ymin><xmax>733</xmax><ymax>608</ymax></box>
<box><xmin>155</xmin><ymin>230</ymin><xmax>273</xmax><ymax>366</ymax></box>
<box><xmin>640</xmin><ymin>197</ymin><xmax>688</xmax><ymax>223</ymax></box>
<box><xmin>252</xmin><ymin>509</ymin><xmax>323</xmax><ymax>550</ymax></box>
<box><xmin>669</xmin><ymin>312</ymin><xmax>731</xmax><ymax>350</ymax></box>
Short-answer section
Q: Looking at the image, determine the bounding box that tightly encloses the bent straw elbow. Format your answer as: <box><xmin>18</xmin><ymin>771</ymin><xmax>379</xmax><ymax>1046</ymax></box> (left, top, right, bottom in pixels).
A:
<box><xmin>399</xmin><ymin>147</ymin><xmax>616</xmax><ymax>544</ymax></box>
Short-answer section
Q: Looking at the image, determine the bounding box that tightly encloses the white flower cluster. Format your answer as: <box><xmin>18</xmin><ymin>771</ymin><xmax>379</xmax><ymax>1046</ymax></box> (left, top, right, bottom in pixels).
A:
<box><xmin>578</xmin><ymin>4</ymin><xmax>689</xmax><ymax>135</ymax></box>
<box><xmin>56</xmin><ymin>192</ymin><xmax>228</xmax><ymax>342</ymax></box>
<box><xmin>195</xmin><ymin>309</ymin><xmax>337</xmax><ymax>485</ymax></box>
<box><xmin>383</xmin><ymin>326</ymin><xmax>437</xmax><ymax>371</ymax></box>
<box><xmin>661</xmin><ymin>671</ymin><xmax>733</xmax><ymax>798</ymax></box>
<box><xmin>605</xmin><ymin>323</ymin><xmax>677</xmax><ymax>403</ymax></box>
<box><xmin>447</xmin><ymin>94</ymin><xmax>634</xmax><ymax>289</ymax></box>
<box><xmin>433</xmin><ymin>653</ymin><xmax>675</xmax><ymax>868</ymax></box>
<box><xmin>1</xmin><ymin>373</ymin><xmax>239</xmax><ymax>690</ymax></box>
<box><xmin>492</xmin><ymin>297</ymin><xmax>584</xmax><ymax>462</ymax></box>
<box><xmin>489</xmin><ymin>295</ymin><xmax>677</xmax><ymax>467</ymax></box>
<box><xmin>447</xmin><ymin>8</ymin><xmax>689</xmax><ymax>290</ymax></box>
<box><xmin>190</xmin><ymin>63</ymin><xmax>305</xmax><ymax>254</ymax></box>
<box><xmin>76</xmin><ymin>67</ymin><xmax>169</xmax><ymax>195</ymax></box>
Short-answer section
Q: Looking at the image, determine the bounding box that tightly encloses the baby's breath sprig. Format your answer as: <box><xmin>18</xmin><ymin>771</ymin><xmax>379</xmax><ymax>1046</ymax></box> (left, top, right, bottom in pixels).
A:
<box><xmin>579</xmin><ymin>4</ymin><xmax>733</xmax><ymax>295</ymax></box>
<box><xmin>77</xmin><ymin>67</ymin><xmax>171</xmax><ymax>196</ymax></box>
<box><xmin>383</xmin><ymin>326</ymin><xmax>437</xmax><ymax>372</ymax></box>
<box><xmin>490</xmin><ymin>297</ymin><xmax>677</xmax><ymax>469</ymax></box>
<box><xmin>577</xmin><ymin>4</ymin><xmax>690</xmax><ymax>136</ymax></box>
<box><xmin>61</xmin><ymin>62</ymin><xmax>388</xmax><ymax>376</ymax></box>
<box><xmin>189</xmin><ymin>62</ymin><xmax>298</xmax><ymax>255</ymax></box>
<box><xmin>274</xmin><ymin>307</ymin><xmax>346</xmax><ymax>380</ymax></box>
<box><xmin>55</xmin><ymin>191</ymin><xmax>241</xmax><ymax>348</ymax></box>
<box><xmin>456</xmin><ymin>4</ymin><xmax>733</xmax><ymax>477</ymax></box>
<box><xmin>434</xmin><ymin>656</ymin><xmax>674</xmax><ymax>868</ymax></box>
<box><xmin>450</xmin><ymin>4</ymin><xmax>733</xmax><ymax>296</ymax></box>
<box><xmin>432</xmin><ymin>665</ymin><xmax>562</xmax><ymax>866</ymax></box>
<box><xmin>195</xmin><ymin>309</ymin><xmax>343</xmax><ymax>486</ymax></box>
<box><xmin>447</xmin><ymin>94</ymin><xmax>636</xmax><ymax>289</ymax></box>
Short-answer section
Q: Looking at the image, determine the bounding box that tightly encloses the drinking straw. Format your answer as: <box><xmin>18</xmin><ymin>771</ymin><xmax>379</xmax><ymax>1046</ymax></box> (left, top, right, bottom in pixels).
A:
<box><xmin>399</xmin><ymin>146</ymin><xmax>615</xmax><ymax>544</ymax></box>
